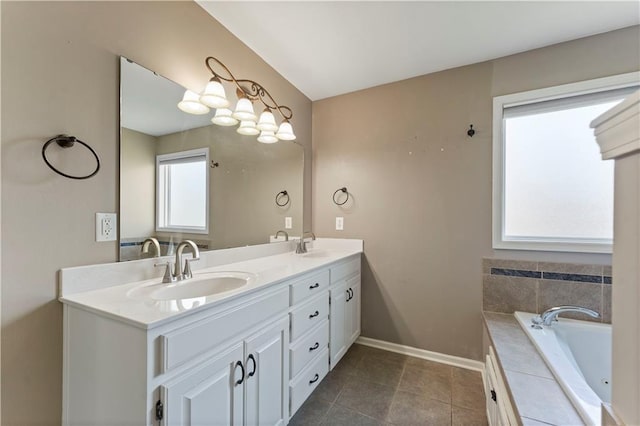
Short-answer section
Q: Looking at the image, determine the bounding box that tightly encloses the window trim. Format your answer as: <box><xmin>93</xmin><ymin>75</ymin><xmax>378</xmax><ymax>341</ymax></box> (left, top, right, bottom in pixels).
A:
<box><xmin>156</xmin><ymin>147</ymin><xmax>210</xmax><ymax>235</ymax></box>
<box><xmin>492</xmin><ymin>72</ymin><xmax>640</xmax><ymax>253</ymax></box>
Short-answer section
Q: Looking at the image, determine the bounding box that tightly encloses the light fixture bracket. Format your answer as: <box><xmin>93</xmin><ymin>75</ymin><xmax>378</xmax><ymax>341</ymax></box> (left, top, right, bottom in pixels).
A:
<box><xmin>205</xmin><ymin>56</ymin><xmax>293</xmax><ymax>121</ymax></box>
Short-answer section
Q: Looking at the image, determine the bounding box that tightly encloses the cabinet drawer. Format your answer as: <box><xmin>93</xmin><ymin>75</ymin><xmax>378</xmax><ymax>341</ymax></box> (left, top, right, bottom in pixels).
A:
<box><xmin>290</xmin><ymin>319</ymin><xmax>329</xmax><ymax>378</ymax></box>
<box><xmin>160</xmin><ymin>287</ymin><xmax>289</xmax><ymax>373</ymax></box>
<box><xmin>290</xmin><ymin>270</ymin><xmax>330</xmax><ymax>305</ymax></box>
<box><xmin>290</xmin><ymin>348</ymin><xmax>329</xmax><ymax>416</ymax></box>
<box><xmin>330</xmin><ymin>256</ymin><xmax>360</xmax><ymax>283</ymax></box>
<box><xmin>290</xmin><ymin>292</ymin><xmax>329</xmax><ymax>341</ymax></box>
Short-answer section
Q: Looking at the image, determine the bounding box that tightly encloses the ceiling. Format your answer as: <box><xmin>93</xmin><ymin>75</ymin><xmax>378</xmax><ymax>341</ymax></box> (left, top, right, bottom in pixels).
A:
<box><xmin>197</xmin><ymin>1</ymin><xmax>639</xmax><ymax>101</ymax></box>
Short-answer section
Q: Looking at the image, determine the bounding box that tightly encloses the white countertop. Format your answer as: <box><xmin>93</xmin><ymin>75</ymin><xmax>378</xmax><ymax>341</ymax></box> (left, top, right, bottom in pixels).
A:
<box><xmin>59</xmin><ymin>239</ymin><xmax>362</xmax><ymax>329</ymax></box>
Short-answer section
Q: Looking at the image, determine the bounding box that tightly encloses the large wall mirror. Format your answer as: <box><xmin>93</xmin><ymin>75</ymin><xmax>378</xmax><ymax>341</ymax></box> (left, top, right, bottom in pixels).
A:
<box><xmin>119</xmin><ymin>57</ymin><xmax>303</xmax><ymax>261</ymax></box>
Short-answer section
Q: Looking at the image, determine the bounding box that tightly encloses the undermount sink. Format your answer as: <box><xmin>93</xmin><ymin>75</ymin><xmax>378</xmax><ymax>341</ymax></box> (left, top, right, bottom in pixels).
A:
<box><xmin>128</xmin><ymin>271</ymin><xmax>256</xmax><ymax>301</ymax></box>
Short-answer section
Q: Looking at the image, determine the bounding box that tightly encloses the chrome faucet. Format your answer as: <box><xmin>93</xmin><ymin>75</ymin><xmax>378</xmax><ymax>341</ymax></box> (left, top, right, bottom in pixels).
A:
<box><xmin>275</xmin><ymin>230</ymin><xmax>289</xmax><ymax>241</ymax></box>
<box><xmin>296</xmin><ymin>231</ymin><xmax>316</xmax><ymax>254</ymax></box>
<box><xmin>531</xmin><ymin>305</ymin><xmax>600</xmax><ymax>328</ymax></box>
<box><xmin>175</xmin><ymin>240</ymin><xmax>200</xmax><ymax>281</ymax></box>
<box><xmin>154</xmin><ymin>240</ymin><xmax>201</xmax><ymax>283</ymax></box>
<box><xmin>140</xmin><ymin>237</ymin><xmax>161</xmax><ymax>258</ymax></box>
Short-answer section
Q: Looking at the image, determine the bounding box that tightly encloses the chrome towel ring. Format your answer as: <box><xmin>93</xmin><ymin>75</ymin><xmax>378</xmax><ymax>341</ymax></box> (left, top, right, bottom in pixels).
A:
<box><xmin>42</xmin><ymin>134</ymin><xmax>100</xmax><ymax>180</ymax></box>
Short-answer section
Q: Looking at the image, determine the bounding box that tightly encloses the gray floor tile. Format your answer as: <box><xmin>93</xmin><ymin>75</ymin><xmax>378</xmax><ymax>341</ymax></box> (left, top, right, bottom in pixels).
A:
<box><xmin>354</xmin><ymin>354</ymin><xmax>405</xmax><ymax>387</ymax></box>
<box><xmin>314</xmin><ymin>367</ymin><xmax>351</xmax><ymax>403</ymax></box>
<box><xmin>336</xmin><ymin>378</ymin><xmax>396</xmax><ymax>420</ymax></box>
<box><xmin>289</xmin><ymin>393</ymin><xmax>333</xmax><ymax>426</ymax></box>
<box><xmin>452</xmin><ymin>405</ymin><xmax>488</xmax><ymax>426</ymax></box>
<box><xmin>405</xmin><ymin>357</ymin><xmax>452</xmax><ymax>377</ymax></box>
<box><xmin>387</xmin><ymin>390</ymin><xmax>451</xmax><ymax>425</ymax></box>
<box><xmin>300</xmin><ymin>345</ymin><xmax>490</xmax><ymax>426</ymax></box>
<box><xmin>398</xmin><ymin>364</ymin><xmax>451</xmax><ymax>403</ymax></box>
<box><xmin>322</xmin><ymin>404</ymin><xmax>387</xmax><ymax>426</ymax></box>
<box><xmin>452</xmin><ymin>367</ymin><xmax>485</xmax><ymax>411</ymax></box>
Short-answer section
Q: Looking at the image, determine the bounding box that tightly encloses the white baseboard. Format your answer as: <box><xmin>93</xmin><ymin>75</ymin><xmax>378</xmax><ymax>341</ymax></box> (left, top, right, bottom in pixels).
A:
<box><xmin>355</xmin><ymin>336</ymin><xmax>485</xmax><ymax>372</ymax></box>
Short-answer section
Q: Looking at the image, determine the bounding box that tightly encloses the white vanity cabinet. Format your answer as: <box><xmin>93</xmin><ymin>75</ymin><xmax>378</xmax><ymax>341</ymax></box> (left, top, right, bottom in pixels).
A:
<box><xmin>62</xmin><ymin>249</ymin><xmax>362</xmax><ymax>426</ymax></box>
<box><xmin>329</xmin><ymin>257</ymin><xmax>361</xmax><ymax>368</ymax></box>
<box><xmin>63</xmin><ymin>285</ymin><xmax>290</xmax><ymax>426</ymax></box>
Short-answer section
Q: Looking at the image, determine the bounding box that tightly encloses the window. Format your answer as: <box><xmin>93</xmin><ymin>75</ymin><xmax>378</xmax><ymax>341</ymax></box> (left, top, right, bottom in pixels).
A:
<box><xmin>493</xmin><ymin>73</ymin><xmax>639</xmax><ymax>253</ymax></box>
<box><xmin>156</xmin><ymin>148</ymin><xmax>209</xmax><ymax>234</ymax></box>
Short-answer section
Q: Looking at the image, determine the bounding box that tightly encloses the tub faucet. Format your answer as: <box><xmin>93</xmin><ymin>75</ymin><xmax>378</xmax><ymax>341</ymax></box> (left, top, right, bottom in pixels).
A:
<box><xmin>174</xmin><ymin>240</ymin><xmax>200</xmax><ymax>281</ymax></box>
<box><xmin>140</xmin><ymin>237</ymin><xmax>161</xmax><ymax>258</ymax></box>
<box><xmin>296</xmin><ymin>231</ymin><xmax>316</xmax><ymax>254</ymax></box>
<box><xmin>531</xmin><ymin>305</ymin><xmax>600</xmax><ymax>328</ymax></box>
<box><xmin>275</xmin><ymin>230</ymin><xmax>289</xmax><ymax>241</ymax></box>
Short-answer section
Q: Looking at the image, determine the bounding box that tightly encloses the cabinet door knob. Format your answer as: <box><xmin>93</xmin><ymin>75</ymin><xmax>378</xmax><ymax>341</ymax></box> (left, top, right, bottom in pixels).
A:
<box><xmin>234</xmin><ymin>360</ymin><xmax>245</xmax><ymax>386</ymax></box>
<box><xmin>247</xmin><ymin>354</ymin><xmax>257</xmax><ymax>378</ymax></box>
<box><xmin>309</xmin><ymin>373</ymin><xmax>319</xmax><ymax>385</ymax></box>
<box><xmin>491</xmin><ymin>389</ymin><xmax>497</xmax><ymax>402</ymax></box>
<box><xmin>309</xmin><ymin>342</ymin><xmax>320</xmax><ymax>351</ymax></box>
<box><xmin>309</xmin><ymin>310</ymin><xmax>320</xmax><ymax>319</ymax></box>
<box><xmin>309</xmin><ymin>283</ymin><xmax>320</xmax><ymax>289</ymax></box>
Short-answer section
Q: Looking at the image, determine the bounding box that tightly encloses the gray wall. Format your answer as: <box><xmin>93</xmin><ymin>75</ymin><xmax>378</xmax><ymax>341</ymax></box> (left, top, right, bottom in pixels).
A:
<box><xmin>312</xmin><ymin>26</ymin><xmax>640</xmax><ymax>360</ymax></box>
<box><xmin>121</xmin><ymin>128</ymin><xmax>156</xmax><ymax>239</ymax></box>
<box><xmin>1</xmin><ymin>2</ymin><xmax>312</xmax><ymax>424</ymax></box>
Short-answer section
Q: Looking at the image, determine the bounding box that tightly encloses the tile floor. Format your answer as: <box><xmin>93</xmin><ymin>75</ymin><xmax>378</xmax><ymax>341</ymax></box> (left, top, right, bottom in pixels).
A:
<box><xmin>290</xmin><ymin>344</ymin><xmax>488</xmax><ymax>426</ymax></box>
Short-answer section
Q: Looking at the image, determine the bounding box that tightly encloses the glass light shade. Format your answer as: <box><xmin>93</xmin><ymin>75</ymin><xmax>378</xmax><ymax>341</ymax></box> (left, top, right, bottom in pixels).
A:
<box><xmin>237</xmin><ymin>120</ymin><xmax>260</xmax><ymax>136</ymax></box>
<box><xmin>232</xmin><ymin>97</ymin><xmax>257</xmax><ymax>121</ymax></box>
<box><xmin>199</xmin><ymin>78</ymin><xmax>229</xmax><ymax>108</ymax></box>
<box><xmin>275</xmin><ymin>121</ymin><xmax>296</xmax><ymax>141</ymax></box>
<box><xmin>211</xmin><ymin>108</ymin><xmax>238</xmax><ymax>126</ymax></box>
<box><xmin>257</xmin><ymin>130</ymin><xmax>278</xmax><ymax>144</ymax></box>
<box><xmin>256</xmin><ymin>109</ymin><xmax>278</xmax><ymax>132</ymax></box>
<box><xmin>177</xmin><ymin>90</ymin><xmax>210</xmax><ymax>115</ymax></box>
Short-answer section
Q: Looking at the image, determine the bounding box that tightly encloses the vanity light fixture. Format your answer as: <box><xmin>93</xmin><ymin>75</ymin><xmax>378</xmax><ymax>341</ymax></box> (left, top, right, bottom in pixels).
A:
<box><xmin>178</xmin><ymin>56</ymin><xmax>296</xmax><ymax>143</ymax></box>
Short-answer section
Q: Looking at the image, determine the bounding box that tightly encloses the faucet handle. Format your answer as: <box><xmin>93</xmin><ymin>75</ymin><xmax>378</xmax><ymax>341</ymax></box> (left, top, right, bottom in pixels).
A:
<box><xmin>154</xmin><ymin>261</ymin><xmax>176</xmax><ymax>283</ymax></box>
<box><xmin>183</xmin><ymin>258</ymin><xmax>199</xmax><ymax>279</ymax></box>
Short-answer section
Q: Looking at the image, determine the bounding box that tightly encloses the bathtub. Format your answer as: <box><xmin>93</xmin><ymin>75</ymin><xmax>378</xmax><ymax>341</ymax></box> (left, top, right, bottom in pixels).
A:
<box><xmin>514</xmin><ymin>311</ymin><xmax>611</xmax><ymax>426</ymax></box>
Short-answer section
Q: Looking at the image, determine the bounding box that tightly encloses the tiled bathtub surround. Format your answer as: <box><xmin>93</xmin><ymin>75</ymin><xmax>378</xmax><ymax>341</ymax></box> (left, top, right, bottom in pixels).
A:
<box><xmin>483</xmin><ymin>258</ymin><xmax>612</xmax><ymax>323</ymax></box>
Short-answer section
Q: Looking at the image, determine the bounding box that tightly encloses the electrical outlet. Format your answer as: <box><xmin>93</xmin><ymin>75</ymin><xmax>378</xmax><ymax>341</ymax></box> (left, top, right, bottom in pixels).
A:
<box><xmin>96</xmin><ymin>213</ymin><xmax>117</xmax><ymax>242</ymax></box>
<box><xmin>336</xmin><ymin>217</ymin><xmax>344</xmax><ymax>231</ymax></box>
<box><xmin>285</xmin><ymin>217</ymin><xmax>292</xmax><ymax>229</ymax></box>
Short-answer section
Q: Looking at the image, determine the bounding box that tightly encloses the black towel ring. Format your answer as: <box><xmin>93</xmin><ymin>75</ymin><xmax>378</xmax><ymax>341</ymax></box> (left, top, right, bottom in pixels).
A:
<box><xmin>42</xmin><ymin>134</ymin><xmax>100</xmax><ymax>180</ymax></box>
<box><xmin>333</xmin><ymin>187</ymin><xmax>349</xmax><ymax>206</ymax></box>
<box><xmin>275</xmin><ymin>190</ymin><xmax>290</xmax><ymax>207</ymax></box>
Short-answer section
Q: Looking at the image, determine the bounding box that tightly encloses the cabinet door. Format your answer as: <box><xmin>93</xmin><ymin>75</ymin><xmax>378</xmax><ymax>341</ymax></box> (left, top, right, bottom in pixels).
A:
<box><xmin>346</xmin><ymin>275</ymin><xmax>361</xmax><ymax>345</ymax></box>
<box><xmin>329</xmin><ymin>280</ymin><xmax>349</xmax><ymax>368</ymax></box>
<box><xmin>161</xmin><ymin>342</ymin><xmax>244</xmax><ymax>426</ymax></box>
<box><xmin>244</xmin><ymin>317</ymin><xmax>289</xmax><ymax>426</ymax></box>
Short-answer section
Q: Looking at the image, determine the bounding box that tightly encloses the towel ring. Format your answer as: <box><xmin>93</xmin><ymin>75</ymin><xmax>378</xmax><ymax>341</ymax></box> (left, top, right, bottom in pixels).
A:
<box><xmin>42</xmin><ymin>134</ymin><xmax>100</xmax><ymax>180</ymax></box>
<box><xmin>333</xmin><ymin>187</ymin><xmax>349</xmax><ymax>206</ymax></box>
<box><xmin>275</xmin><ymin>190</ymin><xmax>290</xmax><ymax>207</ymax></box>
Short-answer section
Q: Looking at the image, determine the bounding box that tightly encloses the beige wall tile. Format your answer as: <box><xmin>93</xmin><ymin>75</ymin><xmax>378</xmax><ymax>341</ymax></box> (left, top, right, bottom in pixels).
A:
<box><xmin>483</xmin><ymin>275</ymin><xmax>538</xmax><ymax>313</ymax></box>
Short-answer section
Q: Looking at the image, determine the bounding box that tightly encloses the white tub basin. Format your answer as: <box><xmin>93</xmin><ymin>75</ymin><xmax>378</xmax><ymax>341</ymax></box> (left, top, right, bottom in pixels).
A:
<box><xmin>515</xmin><ymin>311</ymin><xmax>611</xmax><ymax>426</ymax></box>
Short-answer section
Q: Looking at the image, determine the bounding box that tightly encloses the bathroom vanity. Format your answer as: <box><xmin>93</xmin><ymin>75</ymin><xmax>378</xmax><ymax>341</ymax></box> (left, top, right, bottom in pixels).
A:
<box><xmin>59</xmin><ymin>239</ymin><xmax>362</xmax><ymax>425</ymax></box>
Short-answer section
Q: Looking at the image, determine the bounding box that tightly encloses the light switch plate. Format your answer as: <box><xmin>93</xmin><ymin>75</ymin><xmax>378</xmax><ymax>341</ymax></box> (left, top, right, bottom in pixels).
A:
<box><xmin>336</xmin><ymin>217</ymin><xmax>344</xmax><ymax>231</ymax></box>
<box><xmin>285</xmin><ymin>217</ymin><xmax>292</xmax><ymax>229</ymax></box>
<box><xmin>96</xmin><ymin>213</ymin><xmax>117</xmax><ymax>242</ymax></box>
